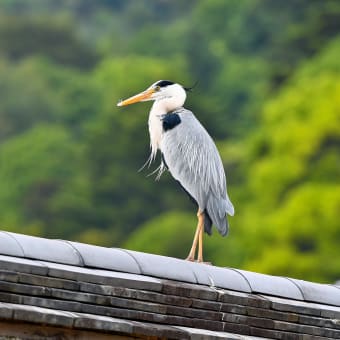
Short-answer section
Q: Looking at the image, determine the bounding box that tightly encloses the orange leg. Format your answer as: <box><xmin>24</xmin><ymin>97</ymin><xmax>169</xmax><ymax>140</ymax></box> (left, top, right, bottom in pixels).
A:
<box><xmin>186</xmin><ymin>210</ymin><xmax>204</xmax><ymax>262</ymax></box>
<box><xmin>197</xmin><ymin>212</ymin><xmax>204</xmax><ymax>263</ymax></box>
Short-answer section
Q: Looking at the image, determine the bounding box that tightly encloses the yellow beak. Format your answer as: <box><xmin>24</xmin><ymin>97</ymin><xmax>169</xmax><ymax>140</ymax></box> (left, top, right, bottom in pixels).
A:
<box><xmin>117</xmin><ymin>88</ymin><xmax>155</xmax><ymax>107</ymax></box>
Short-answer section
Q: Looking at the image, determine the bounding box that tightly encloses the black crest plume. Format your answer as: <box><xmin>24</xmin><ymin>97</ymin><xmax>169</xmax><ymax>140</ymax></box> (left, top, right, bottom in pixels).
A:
<box><xmin>183</xmin><ymin>80</ymin><xmax>199</xmax><ymax>92</ymax></box>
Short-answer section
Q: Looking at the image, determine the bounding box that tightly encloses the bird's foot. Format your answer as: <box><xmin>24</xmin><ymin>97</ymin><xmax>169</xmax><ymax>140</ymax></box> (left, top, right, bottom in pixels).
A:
<box><xmin>197</xmin><ymin>261</ymin><xmax>212</xmax><ymax>265</ymax></box>
<box><xmin>185</xmin><ymin>256</ymin><xmax>195</xmax><ymax>262</ymax></box>
<box><xmin>185</xmin><ymin>256</ymin><xmax>212</xmax><ymax>265</ymax></box>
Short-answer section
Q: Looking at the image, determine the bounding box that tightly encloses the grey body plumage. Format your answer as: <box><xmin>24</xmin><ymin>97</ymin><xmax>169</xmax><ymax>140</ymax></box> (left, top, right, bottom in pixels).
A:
<box><xmin>161</xmin><ymin>108</ymin><xmax>234</xmax><ymax>236</ymax></box>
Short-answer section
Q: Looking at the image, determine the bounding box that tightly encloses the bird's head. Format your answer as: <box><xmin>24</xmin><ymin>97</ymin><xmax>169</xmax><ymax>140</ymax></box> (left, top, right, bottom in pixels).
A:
<box><xmin>117</xmin><ymin>80</ymin><xmax>187</xmax><ymax>112</ymax></box>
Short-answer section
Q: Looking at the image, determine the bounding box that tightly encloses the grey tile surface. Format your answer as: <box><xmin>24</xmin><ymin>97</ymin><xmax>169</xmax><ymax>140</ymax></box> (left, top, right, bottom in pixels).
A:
<box><xmin>235</xmin><ymin>269</ymin><xmax>304</xmax><ymax>300</ymax></box>
<box><xmin>0</xmin><ymin>302</ymin><xmax>270</xmax><ymax>339</ymax></box>
<box><xmin>125</xmin><ymin>250</ymin><xmax>198</xmax><ymax>283</ymax></box>
<box><xmin>18</xmin><ymin>272</ymin><xmax>80</xmax><ymax>291</ymax></box>
<box><xmin>0</xmin><ymin>302</ymin><xmax>14</xmax><ymax>319</ymax></box>
<box><xmin>175</xmin><ymin>326</ymin><xmax>260</xmax><ymax>339</ymax></box>
<box><xmin>0</xmin><ymin>254</ymin><xmax>48</xmax><ymax>275</ymax></box>
<box><xmin>1</xmin><ymin>231</ymin><xmax>340</xmax><ymax>339</ymax></box>
<box><xmin>38</xmin><ymin>260</ymin><xmax>163</xmax><ymax>291</ymax></box>
<box><xmin>66</xmin><ymin>242</ymin><xmax>141</xmax><ymax>274</ymax></box>
<box><xmin>131</xmin><ymin>321</ymin><xmax>191</xmax><ymax>340</ymax></box>
<box><xmin>162</xmin><ymin>280</ymin><xmax>218</xmax><ymax>301</ymax></box>
<box><xmin>7</xmin><ymin>232</ymin><xmax>83</xmax><ymax>266</ymax></box>
<box><xmin>260</xmin><ymin>295</ymin><xmax>340</xmax><ymax>318</ymax></box>
<box><xmin>185</xmin><ymin>262</ymin><xmax>252</xmax><ymax>293</ymax></box>
<box><xmin>0</xmin><ymin>270</ymin><xmax>19</xmax><ymax>283</ymax></box>
<box><xmin>219</xmin><ymin>289</ymin><xmax>271</xmax><ymax>309</ymax></box>
<box><xmin>0</xmin><ymin>231</ymin><xmax>25</xmax><ymax>257</ymax></box>
<box><xmin>11</xmin><ymin>303</ymin><xmax>75</xmax><ymax>327</ymax></box>
<box><xmin>73</xmin><ymin>313</ymin><xmax>134</xmax><ymax>333</ymax></box>
<box><xmin>288</xmin><ymin>278</ymin><xmax>340</xmax><ymax>307</ymax></box>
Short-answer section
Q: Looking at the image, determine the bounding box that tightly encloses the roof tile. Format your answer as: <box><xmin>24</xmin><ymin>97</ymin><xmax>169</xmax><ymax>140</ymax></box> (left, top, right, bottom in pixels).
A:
<box><xmin>235</xmin><ymin>269</ymin><xmax>304</xmax><ymax>300</ymax></box>
<box><xmin>6</xmin><ymin>233</ymin><xmax>82</xmax><ymax>266</ymax></box>
<box><xmin>66</xmin><ymin>242</ymin><xmax>141</xmax><ymax>274</ymax></box>
<box><xmin>0</xmin><ymin>232</ymin><xmax>25</xmax><ymax>257</ymax></box>
<box><xmin>288</xmin><ymin>278</ymin><xmax>340</xmax><ymax>307</ymax></box>
<box><xmin>125</xmin><ymin>250</ymin><xmax>198</xmax><ymax>283</ymax></box>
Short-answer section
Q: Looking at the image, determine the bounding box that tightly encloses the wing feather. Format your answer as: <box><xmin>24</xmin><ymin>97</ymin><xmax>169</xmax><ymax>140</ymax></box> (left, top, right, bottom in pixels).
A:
<box><xmin>160</xmin><ymin>108</ymin><xmax>234</xmax><ymax>234</ymax></box>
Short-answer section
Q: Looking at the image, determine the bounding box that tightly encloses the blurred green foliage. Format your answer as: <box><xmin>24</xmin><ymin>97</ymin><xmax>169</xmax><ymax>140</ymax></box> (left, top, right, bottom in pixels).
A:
<box><xmin>0</xmin><ymin>0</ymin><xmax>339</xmax><ymax>283</ymax></box>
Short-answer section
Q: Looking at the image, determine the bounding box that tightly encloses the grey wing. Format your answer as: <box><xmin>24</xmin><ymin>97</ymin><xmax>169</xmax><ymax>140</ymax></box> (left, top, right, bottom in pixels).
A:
<box><xmin>160</xmin><ymin>109</ymin><xmax>234</xmax><ymax>236</ymax></box>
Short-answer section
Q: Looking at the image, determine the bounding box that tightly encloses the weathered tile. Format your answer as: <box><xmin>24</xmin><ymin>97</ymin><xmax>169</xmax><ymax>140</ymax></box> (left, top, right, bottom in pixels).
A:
<box><xmin>249</xmin><ymin>326</ymin><xmax>297</xmax><ymax>340</ymax></box>
<box><xmin>166</xmin><ymin>304</ymin><xmax>221</xmax><ymax>321</ymax></box>
<box><xmin>192</xmin><ymin>319</ymin><xmax>224</xmax><ymax>332</ymax></box>
<box><xmin>223</xmin><ymin>322</ymin><xmax>250</xmax><ymax>335</ymax></box>
<box><xmin>39</xmin><ymin>261</ymin><xmax>163</xmax><ymax>291</ymax></box>
<box><xmin>44</xmin><ymin>261</ymin><xmax>117</xmax><ymax>284</ymax></box>
<box><xmin>0</xmin><ymin>255</ymin><xmax>48</xmax><ymax>275</ymax></box>
<box><xmin>288</xmin><ymin>278</ymin><xmax>340</xmax><ymax>307</ymax></box>
<box><xmin>2</xmin><ymin>232</ymin><xmax>340</xmax><ymax>340</ymax></box>
<box><xmin>162</xmin><ymin>280</ymin><xmax>218</xmax><ymax>300</ymax></box>
<box><xmin>0</xmin><ymin>270</ymin><xmax>19</xmax><ymax>283</ymax></box>
<box><xmin>125</xmin><ymin>250</ymin><xmax>197</xmax><ymax>283</ymax></box>
<box><xmin>66</xmin><ymin>242</ymin><xmax>141</xmax><ymax>274</ymax></box>
<box><xmin>0</xmin><ymin>281</ymin><xmax>51</xmax><ymax>297</ymax></box>
<box><xmin>323</xmin><ymin>327</ymin><xmax>340</xmax><ymax>339</ymax></box>
<box><xmin>157</xmin><ymin>293</ymin><xmax>192</xmax><ymax>308</ymax></box>
<box><xmin>21</xmin><ymin>295</ymin><xmax>82</xmax><ymax>312</ymax></box>
<box><xmin>132</xmin><ymin>321</ymin><xmax>190</xmax><ymax>339</ymax></box>
<box><xmin>219</xmin><ymin>289</ymin><xmax>271</xmax><ymax>309</ymax></box>
<box><xmin>246</xmin><ymin>306</ymin><xmax>299</xmax><ymax>323</ymax></box>
<box><xmin>300</xmin><ymin>335</ymin><xmax>337</xmax><ymax>340</ymax></box>
<box><xmin>11</xmin><ymin>303</ymin><xmax>75</xmax><ymax>327</ymax></box>
<box><xmin>320</xmin><ymin>305</ymin><xmax>340</xmax><ymax>319</ymax></box>
<box><xmin>222</xmin><ymin>313</ymin><xmax>247</xmax><ymax>324</ymax></box>
<box><xmin>221</xmin><ymin>303</ymin><xmax>247</xmax><ymax>314</ymax></box>
<box><xmin>80</xmin><ymin>303</ymin><xmax>123</xmax><ymax>318</ymax></box>
<box><xmin>175</xmin><ymin>326</ymin><xmax>249</xmax><ymax>339</ymax></box>
<box><xmin>79</xmin><ymin>282</ymin><xmax>113</xmax><ymax>295</ymax></box>
<box><xmin>186</xmin><ymin>262</ymin><xmax>251</xmax><ymax>293</ymax></box>
<box><xmin>218</xmin><ymin>289</ymin><xmax>252</xmax><ymax>304</ymax></box>
<box><xmin>280</xmin><ymin>320</ymin><xmax>339</xmax><ymax>338</ymax></box>
<box><xmin>51</xmin><ymin>288</ymin><xmax>110</xmax><ymax>305</ymax></box>
<box><xmin>80</xmin><ymin>303</ymin><xmax>166</xmax><ymax>325</ymax></box>
<box><xmin>73</xmin><ymin>313</ymin><xmax>133</xmax><ymax>333</ymax></box>
<box><xmin>18</xmin><ymin>273</ymin><xmax>80</xmax><ymax>291</ymax></box>
<box><xmin>263</xmin><ymin>294</ymin><xmax>340</xmax><ymax>320</ymax></box>
<box><xmin>261</xmin><ymin>295</ymin><xmax>322</xmax><ymax>317</ymax></box>
<box><xmin>7</xmin><ymin>232</ymin><xmax>82</xmax><ymax>266</ymax></box>
<box><xmin>110</xmin><ymin>286</ymin><xmax>193</xmax><ymax>308</ymax></box>
<box><xmin>0</xmin><ymin>231</ymin><xmax>25</xmax><ymax>257</ymax></box>
<box><xmin>246</xmin><ymin>316</ymin><xmax>275</xmax><ymax>329</ymax></box>
<box><xmin>299</xmin><ymin>314</ymin><xmax>340</xmax><ymax>329</ymax></box>
<box><xmin>110</xmin><ymin>296</ymin><xmax>167</xmax><ymax>314</ymax></box>
<box><xmin>0</xmin><ymin>302</ymin><xmax>14</xmax><ymax>319</ymax></box>
<box><xmin>0</xmin><ymin>292</ymin><xmax>23</xmax><ymax>304</ymax></box>
<box><xmin>191</xmin><ymin>298</ymin><xmax>222</xmax><ymax>311</ymax></box>
<box><xmin>234</xmin><ymin>269</ymin><xmax>304</xmax><ymax>300</ymax></box>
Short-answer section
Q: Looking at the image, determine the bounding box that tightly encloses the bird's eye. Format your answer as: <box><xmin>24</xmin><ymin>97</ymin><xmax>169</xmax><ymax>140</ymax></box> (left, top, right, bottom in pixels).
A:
<box><xmin>154</xmin><ymin>85</ymin><xmax>161</xmax><ymax>92</ymax></box>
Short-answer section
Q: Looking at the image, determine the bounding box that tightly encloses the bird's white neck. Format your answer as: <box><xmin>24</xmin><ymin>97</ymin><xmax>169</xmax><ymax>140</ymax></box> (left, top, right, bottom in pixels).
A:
<box><xmin>147</xmin><ymin>84</ymin><xmax>186</xmax><ymax>162</ymax></box>
<box><xmin>148</xmin><ymin>102</ymin><xmax>167</xmax><ymax>162</ymax></box>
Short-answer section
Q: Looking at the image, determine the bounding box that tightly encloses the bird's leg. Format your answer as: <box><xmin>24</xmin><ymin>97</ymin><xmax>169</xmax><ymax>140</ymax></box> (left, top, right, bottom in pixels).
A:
<box><xmin>185</xmin><ymin>209</ymin><xmax>203</xmax><ymax>261</ymax></box>
<box><xmin>197</xmin><ymin>211</ymin><xmax>204</xmax><ymax>263</ymax></box>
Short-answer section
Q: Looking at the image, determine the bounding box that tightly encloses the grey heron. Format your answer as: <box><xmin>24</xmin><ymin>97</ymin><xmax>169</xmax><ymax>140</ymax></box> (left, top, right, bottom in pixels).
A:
<box><xmin>117</xmin><ymin>80</ymin><xmax>234</xmax><ymax>263</ymax></box>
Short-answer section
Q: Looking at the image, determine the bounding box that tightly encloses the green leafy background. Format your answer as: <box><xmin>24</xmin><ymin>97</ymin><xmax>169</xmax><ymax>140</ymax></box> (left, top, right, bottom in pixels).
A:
<box><xmin>0</xmin><ymin>0</ymin><xmax>339</xmax><ymax>283</ymax></box>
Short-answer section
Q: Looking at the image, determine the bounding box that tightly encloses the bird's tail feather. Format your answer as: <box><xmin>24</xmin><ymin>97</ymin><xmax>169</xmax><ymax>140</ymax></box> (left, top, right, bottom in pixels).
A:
<box><xmin>206</xmin><ymin>196</ymin><xmax>230</xmax><ymax>236</ymax></box>
<box><xmin>204</xmin><ymin>211</ymin><xmax>213</xmax><ymax>235</ymax></box>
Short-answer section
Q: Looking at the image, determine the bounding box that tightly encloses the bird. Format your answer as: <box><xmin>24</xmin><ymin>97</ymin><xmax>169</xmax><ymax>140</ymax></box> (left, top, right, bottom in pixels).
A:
<box><xmin>117</xmin><ymin>80</ymin><xmax>234</xmax><ymax>263</ymax></box>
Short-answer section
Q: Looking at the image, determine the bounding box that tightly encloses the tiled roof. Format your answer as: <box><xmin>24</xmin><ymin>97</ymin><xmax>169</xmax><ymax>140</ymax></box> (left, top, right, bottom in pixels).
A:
<box><xmin>0</xmin><ymin>231</ymin><xmax>339</xmax><ymax>339</ymax></box>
